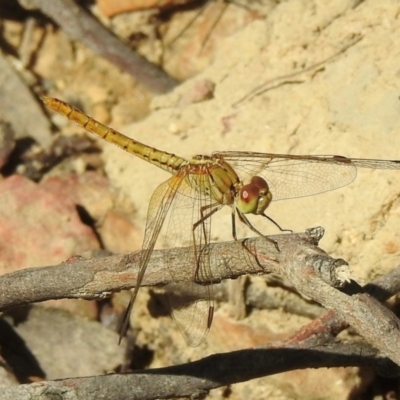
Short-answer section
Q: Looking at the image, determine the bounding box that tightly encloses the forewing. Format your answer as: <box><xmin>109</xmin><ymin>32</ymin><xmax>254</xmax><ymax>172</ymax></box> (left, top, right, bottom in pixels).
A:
<box><xmin>164</xmin><ymin>173</ymin><xmax>216</xmax><ymax>347</ymax></box>
<box><xmin>214</xmin><ymin>152</ymin><xmax>359</xmax><ymax>201</ymax></box>
<box><xmin>348</xmin><ymin>158</ymin><xmax>400</xmax><ymax>170</ymax></box>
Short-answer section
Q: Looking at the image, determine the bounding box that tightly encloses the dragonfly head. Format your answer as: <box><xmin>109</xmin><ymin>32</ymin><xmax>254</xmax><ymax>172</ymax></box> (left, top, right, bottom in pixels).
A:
<box><xmin>236</xmin><ymin>176</ymin><xmax>272</xmax><ymax>215</ymax></box>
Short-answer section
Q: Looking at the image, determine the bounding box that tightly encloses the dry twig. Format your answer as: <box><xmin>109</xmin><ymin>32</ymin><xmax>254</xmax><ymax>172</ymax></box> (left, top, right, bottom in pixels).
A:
<box><xmin>0</xmin><ymin>341</ymin><xmax>395</xmax><ymax>400</ymax></box>
<box><xmin>1</xmin><ymin>228</ymin><xmax>400</xmax><ymax>399</ymax></box>
<box><xmin>18</xmin><ymin>0</ymin><xmax>179</xmax><ymax>93</ymax></box>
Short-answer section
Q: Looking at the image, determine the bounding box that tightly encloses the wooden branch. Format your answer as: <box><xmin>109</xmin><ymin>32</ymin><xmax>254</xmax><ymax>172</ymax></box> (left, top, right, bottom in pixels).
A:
<box><xmin>18</xmin><ymin>0</ymin><xmax>178</xmax><ymax>93</ymax></box>
<box><xmin>0</xmin><ymin>228</ymin><xmax>332</xmax><ymax>310</ymax></box>
<box><xmin>1</xmin><ymin>228</ymin><xmax>400</xmax><ymax>399</ymax></box>
<box><xmin>0</xmin><ymin>340</ymin><xmax>392</xmax><ymax>400</ymax></box>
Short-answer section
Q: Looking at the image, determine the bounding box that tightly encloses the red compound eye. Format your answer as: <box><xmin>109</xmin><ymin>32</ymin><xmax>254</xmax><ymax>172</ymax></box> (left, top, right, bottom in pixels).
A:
<box><xmin>237</xmin><ymin>177</ymin><xmax>272</xmax><ymax>215</ymax></box>
<box><xmin>251</xmin><ymin>176</ymin><xmax>268</xmax><ymax>191</ymax></box>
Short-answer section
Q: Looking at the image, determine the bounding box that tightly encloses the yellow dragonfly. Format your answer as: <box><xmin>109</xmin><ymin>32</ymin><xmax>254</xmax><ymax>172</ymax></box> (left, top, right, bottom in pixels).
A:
<box><xmin>42</xmin><ymin>96</ymin><xmax>400</xmax><ymax>346</ymax></box>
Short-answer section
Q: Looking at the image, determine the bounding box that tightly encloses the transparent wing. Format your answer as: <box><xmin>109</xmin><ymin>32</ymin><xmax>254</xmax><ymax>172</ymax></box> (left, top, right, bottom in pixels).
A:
<box><xmin>119</xmin><ymin>172</ymin><xmax>185</xmax><ymax>341</ymax></box>
<box><xmin>166</xmin><ymin>282</ymin><xmax>213</xmax><ymax>347</ymax></box>
<box><xmin>164</xmin><ymin>173</ymin><xmax>217</xmax><ymax>347</ymax></box>
<box><xmin>214</xmin><ymin>152</ymin><xmax>400</xmax><ymax>201</ymax></box>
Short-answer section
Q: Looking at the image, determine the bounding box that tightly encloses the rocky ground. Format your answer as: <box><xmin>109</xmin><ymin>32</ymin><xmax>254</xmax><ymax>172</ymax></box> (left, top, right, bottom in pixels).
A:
<box><xmin>1</xmin><ymin>0</ymin><xmax>400</xmax><ymax>399</ymax></box>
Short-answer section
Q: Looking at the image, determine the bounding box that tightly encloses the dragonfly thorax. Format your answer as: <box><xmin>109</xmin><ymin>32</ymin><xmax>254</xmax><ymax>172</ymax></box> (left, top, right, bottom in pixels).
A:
<box><xmin>236</xmin><ymin>176</ymin><xmax>272</xmax><ymax>215</ymax></box>
<box><xmin>186</xmin><ymin>156</ymin><xmax>241</xmax><ymax>206</ymax></box>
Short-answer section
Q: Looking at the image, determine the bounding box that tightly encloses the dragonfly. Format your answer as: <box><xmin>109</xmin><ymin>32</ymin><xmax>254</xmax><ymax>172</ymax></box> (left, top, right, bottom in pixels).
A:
<box><xmin>42</xmin><ymin>96</ymin><xmax>400</xmax><ymax>346</ymax></box>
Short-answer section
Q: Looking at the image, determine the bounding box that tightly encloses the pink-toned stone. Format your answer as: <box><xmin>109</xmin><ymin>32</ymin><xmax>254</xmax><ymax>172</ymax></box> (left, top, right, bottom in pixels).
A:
<box><xmin>41</xmin><ymin>171</ymin><xmax>113</xmax><ymax>221</ymax></box>
<box><xmin>0</xmin><ymin>175</ymin><xmax>99</xmax><ymax>273</ymax></box>
<box><xmin>43</xmin><ymin>172</ymin><xmax>142</xmax><ymax>254</ymax></box>
<box><xmin>99</xmin><ymin>209</ymin><xmax>142</xmax><ymax>254</ymax></box>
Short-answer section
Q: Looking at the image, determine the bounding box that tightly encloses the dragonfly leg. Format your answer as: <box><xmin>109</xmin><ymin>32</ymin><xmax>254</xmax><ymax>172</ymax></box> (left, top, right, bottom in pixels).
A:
<box><xmin>194</xmin><ymin>202</ymin><xmax>223</xmax><ymax>231</ymax></box>
<box><xmin>231</xmin><ymin>206</ymin><xmax>238</xmax><ymax>241</ymax></box>
<box><xmin>192</xmin><ymin>203</ymin><xmax>223</xmax><ymax>281</ymax></box>
<box><xmin>234</xmin><ymin>220</ymin><xmax>274</xmax><ymax>274</ymax></box>
<box><xmin>237</xmin><ymin>209</ymin><xmax>280</xmax><ymax>252</ymax></box>
<box><xmin>207</xmin><ymin>304</ymin><xmax>214</xmax><ymax>329</ymax></box>
<box><xmin>262</xmin><ymin>213</ymin><xmax>293</xmax><ymax>233</ymax></box>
